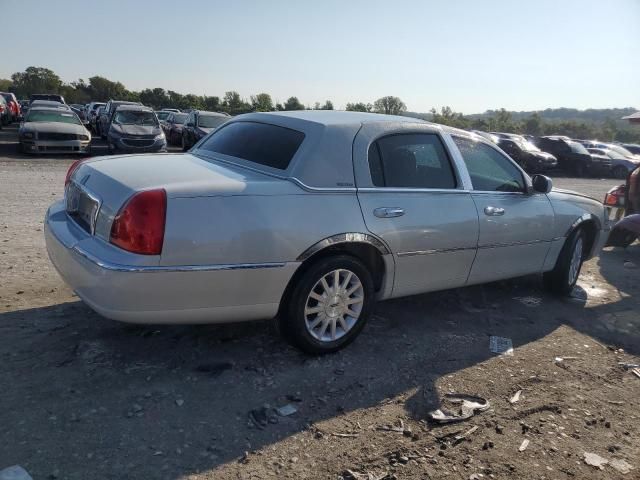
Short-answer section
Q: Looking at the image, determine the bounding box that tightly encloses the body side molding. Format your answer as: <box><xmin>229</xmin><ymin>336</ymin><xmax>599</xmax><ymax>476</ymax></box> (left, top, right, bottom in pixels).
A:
<box><xmin>296</xmin><ymin>233</ymin><xmax>391</xmax><ymax>262</ymax></box>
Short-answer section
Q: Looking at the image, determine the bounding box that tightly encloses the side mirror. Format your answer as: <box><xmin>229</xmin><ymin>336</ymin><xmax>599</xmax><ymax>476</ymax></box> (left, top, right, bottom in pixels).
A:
<box><xmin>531</xmin><ymin>174</ymin><xmax>553</xmax><ymax>194</ymax></box>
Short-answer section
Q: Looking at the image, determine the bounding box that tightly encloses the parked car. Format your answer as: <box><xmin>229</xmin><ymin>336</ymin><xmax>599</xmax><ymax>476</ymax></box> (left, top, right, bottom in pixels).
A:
<box><xmin>86</xmin><ymin>102</ymin><xmax>106</xmax><ymax>130</ymax></box>
<box><xmin>70</xmin><ymin>106</ymin><xmax>89</xmax><ymax>126</ymax></box>
<box><xmin>19</xmin><ymin>100</ymin><xmax>29</xmax><ymax>119</ymax></box>
<box><xmin>155</xmin><ymin>111</ymin><xmax>172</xmax><ymax>122</ymax></box>
<box><xmin>29</xmin><ymin>93</ymin><xmax>65</xmax><ymax>104</ymax></box>
<box><xmin>582</xmin><ymin>141</ymin><xmax>640</xmax><ymax>161</ymax></box>
<box><xmin>161</xmin><ymin>108</ymin><xmax>181</xmax><ymax>113</ymax></box>
<box><xmin>30</xmin><ymin>100</ymin><xmax>71</xmax><ymax>111</ymax></box>
<box><xmin>19</xmin><ymin>107</ymin><xmax>91</xmax><ymax>154</ymax></box>
<box><xmin>586</xmin><ymin>147</ymin><xmax>639</xmax><ymax>179</ymax></box>
<box><xmin>0</xmin><ymin>96</ymin><xmax>8</xmax><ymax>128</ymax></box>
<box><xmin>97</xmin><ymin>100</ymin><xmax>141</xmax><ymax>138</ymax></box>
<box><xmin>181</xmin><ymin>110</ymin><xmax>229</xmax><ymax>150</ymax></box>
<box><xmin>106</xmin><ymin>105</ymin><xmax>166</xmax><ymax>154</ymax></box>
<box><xmin>621</xmin><ymin>143</ymin><xmax>640</xmax><ymax>155</ymax></box>
<box><xmin>0</xmin><ymin>92</ymin><xmax>21</xmax><ymax>122</ymax></box>
<box><xmin>604</xmin><ymin>164</ymin><xmax>640</xmax><ymax>247</ymax></box>
<box><xmin>470</xmin><ymin>130</ymin><xmax>499</xmax><ymax>143</ymax></box>
<box><xmin>45</xmin><ymin>111</ymin><xmax>608</xmax><ymax>353</ymax></box>
<box><xmin>161</xmin><ymin>112</ymin><xmax>188</xmax><ymax>145</ymax></box>
<box><xmin>497</xmin><ymin>137</ymin><xmax>557</xmax><ymax>173</ymax></box>
<box><xmin>536</xmin><ymin>136</ymin><xmax>610</xmax><ymax>176</ymax></box>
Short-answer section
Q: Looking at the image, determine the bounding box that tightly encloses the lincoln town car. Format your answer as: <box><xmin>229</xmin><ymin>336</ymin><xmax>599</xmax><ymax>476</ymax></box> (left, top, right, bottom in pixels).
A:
<box><xmin>45</xmin><ymin>111</ymin><xmax>609</xmax><ymax>353</ymax></box>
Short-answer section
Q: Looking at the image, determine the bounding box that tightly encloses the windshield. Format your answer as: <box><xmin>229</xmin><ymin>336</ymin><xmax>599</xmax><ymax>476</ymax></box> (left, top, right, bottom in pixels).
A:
<box><xmin>608</xmin><ymin>145</ymin><xmax>634</xmax><ymax>158</ymax></box>
<box><xmin>603</xmin><ymin>149</ymin><xmax>627</xmax><ymax>160</ymax></box>
<box><xmin>113</xmin><ymin>110</ymin><xmax>158</xmax><ymax>126</ymax></box>
<box><xmin>517</xmin><ymin>139</ymin><xmax>540</xmax><ymax>152</ymax></box>
<box><xmin>26</xmin><ymin>111</ymin><xmax>81</xmax><ymax>125</ymax></box>
<box><xmin>198</xmin><ymin>115</ymin><xmax>228</xmax><ymax>129</ymax></box>
<box><xmin>171</xmin><ymin>113</ymin><xmax>188</xmax><ymax>124</ymax></box>
<box><xmin>155</xmin><ymin>111</ymin><xmax>171</xmax><ymax>120</ymax></box>
<box><xmin>568</xmin><ymin>141</ymin><xmax>589</xmax><ymax>154</ymax></box>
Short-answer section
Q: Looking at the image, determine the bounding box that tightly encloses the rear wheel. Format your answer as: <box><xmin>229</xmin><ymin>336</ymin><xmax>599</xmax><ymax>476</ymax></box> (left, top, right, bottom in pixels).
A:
<box><xmin>612</xmin><ymin>165</ymin><xmax>628</xmax><ymax>179</ymax></box>
<box><xmin>544</xmin><ymin>228</ymin><xmax>585</xmax><ymax>295</ymax></box>
<box><xmin>280</xmin><ymin>255</ymin><xmax>375</xmax><ymax>354</ymax></box>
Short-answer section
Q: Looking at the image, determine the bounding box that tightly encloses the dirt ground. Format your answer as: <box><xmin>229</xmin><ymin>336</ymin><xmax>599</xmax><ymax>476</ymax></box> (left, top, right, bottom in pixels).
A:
<box><xmin>0</xmin><ymin>124</ymin><xmax>639</xmax><ymax>480</ymax></box>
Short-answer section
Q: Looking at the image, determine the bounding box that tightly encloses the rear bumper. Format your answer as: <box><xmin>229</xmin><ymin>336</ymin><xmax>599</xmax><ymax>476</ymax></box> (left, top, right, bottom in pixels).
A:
<box><xmin>45</xmin><ymin>201</ymin><xmax>297</xmax><ymax>324</ymax></box>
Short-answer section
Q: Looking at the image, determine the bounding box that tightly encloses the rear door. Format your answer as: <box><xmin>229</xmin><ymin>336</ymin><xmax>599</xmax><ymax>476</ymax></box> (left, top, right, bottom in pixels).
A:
<box><xmin>451</xmin><ymin>136</ymin><xmax>555</xmax><ymax>284</ymax></box>
<box><xmin>354</xmin><ymin>125</ymin><xmax>479</xmax><ymax>297</ymax></box>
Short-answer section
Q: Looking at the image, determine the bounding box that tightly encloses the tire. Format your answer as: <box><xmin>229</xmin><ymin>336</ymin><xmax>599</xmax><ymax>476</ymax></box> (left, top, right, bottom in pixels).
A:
<box><xmin>279</xmin><ymin>255</ymin><xmax>375</xmax><ymax>354</ymax></box>
<box><xmin>543</xmin><ymin>228</ymin><xmax>585</xmax><ymax>295</ymax></box>
<box><xmin>612</xmin><ymin>165</ymin><xmax>628</xmax><ymax>180</ymax></box>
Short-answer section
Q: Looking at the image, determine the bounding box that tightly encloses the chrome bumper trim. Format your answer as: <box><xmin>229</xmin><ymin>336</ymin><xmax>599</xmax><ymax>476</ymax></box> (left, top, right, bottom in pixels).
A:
<box><xmin>72</xmin><ymin>246</ymin><xmax>286</xmax><ymax>273</ymax></box>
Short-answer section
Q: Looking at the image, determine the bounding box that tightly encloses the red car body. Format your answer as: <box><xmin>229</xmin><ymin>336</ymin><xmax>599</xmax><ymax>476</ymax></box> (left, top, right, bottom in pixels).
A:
<box><xmin>605</xmin><ymin>165</ymin><xmax>640</xmax><ymax>247</ymax></box>
<box><xmin>0</xmin><ymin>92</ymin><xmax>20</xmax><ymax>120</ymax></box>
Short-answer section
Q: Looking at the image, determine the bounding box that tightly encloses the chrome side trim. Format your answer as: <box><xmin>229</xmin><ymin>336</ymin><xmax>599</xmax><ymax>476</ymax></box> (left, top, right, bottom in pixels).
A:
<box><xmin>289</xmin><ymin>177</ymin><xmax>357</xmax><ymax>193</ymax></box>
<box><xmin>72</xmin><ymin>246</ymin><xmax>286</xmax><ymax>273</ymax></box>
<box><xmin>397</xmin><ymin>246</ymin><xmax>474</xmax><ymax>257</ymax></box>
<box><xmin>297</xmin><ymin>233</ymin><xmax>391</xmax><ymax>261</ymax></box>
<box><xmin>478</xmin><ymin>239</ymin><xmax>549</xmax><ymax>249</ymax></box>
<box><xmin>357</xmin><ymin>187</ymin><xmax>470</xmax><ymax>194</ymax></box>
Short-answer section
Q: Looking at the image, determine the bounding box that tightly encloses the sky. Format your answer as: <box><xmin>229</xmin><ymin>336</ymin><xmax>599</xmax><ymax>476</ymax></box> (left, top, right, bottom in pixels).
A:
<box><xmin>2</xmin><ymin>0</ymin><xmax>639</xmax><ymax>113</ymax></box>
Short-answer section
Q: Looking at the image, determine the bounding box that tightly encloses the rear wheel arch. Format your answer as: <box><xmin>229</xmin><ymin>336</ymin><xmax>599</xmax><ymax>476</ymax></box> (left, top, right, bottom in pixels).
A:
<box><xmin>565</xmin><ymin>214</ymin><xmax>599</xmax><ymax>259</ymax></box>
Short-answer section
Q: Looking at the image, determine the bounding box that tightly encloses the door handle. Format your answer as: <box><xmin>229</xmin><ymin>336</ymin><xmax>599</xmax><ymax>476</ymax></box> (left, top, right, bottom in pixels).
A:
<box><xmin>374</xmin><ymin>207</ymin><xmax>405</xmax><ymax>218</ymax></box>
<box><xmin>484</xmin><ymin>206</ymin><xmax>505</xmax><ymax>216</ymax></box>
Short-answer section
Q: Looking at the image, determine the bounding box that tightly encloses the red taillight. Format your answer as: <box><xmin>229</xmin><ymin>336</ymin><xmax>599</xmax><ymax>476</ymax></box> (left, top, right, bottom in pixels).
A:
<box><xmin>110</xmin><ymin>189</ymin><xmax>166</xmax><ymax>255</ymax></box>
<box><xmin>65</xmin><ymin>159</ymin><xmax>85</xmax><ymax>186</ymax></box>
<box><xmin>604</xmin><ymin>185</ymin><xmax>625</xmax><ymax>206</ymax></box>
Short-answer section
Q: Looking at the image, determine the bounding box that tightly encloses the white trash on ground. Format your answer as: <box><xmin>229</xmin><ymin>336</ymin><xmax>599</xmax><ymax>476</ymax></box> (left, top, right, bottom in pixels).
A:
<box><xmin>489</xmin><ymin>336</ymin><xmax>514</xmax><ymax>356</ymax></box>
<box><xmin>0</xmin><ymin>466</ymin><xmax>33</xmax><ymax>480</ymax></box>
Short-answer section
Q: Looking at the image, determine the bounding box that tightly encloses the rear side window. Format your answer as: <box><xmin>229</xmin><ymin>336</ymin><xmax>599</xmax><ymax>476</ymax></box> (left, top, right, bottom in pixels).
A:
<box><xmin>453</xmin><ymin>137</ymin><xmax>525</xmax><ymax>192</ymax></box>
<box><xmin>368</xmin><ymin>133</ymin><xmax>457</xmax><ymax>188</ymax></box>
<box><xmin>198</xmin><ymin>121</ymin><xmax>305</xmax><ymax>170</ymax></box>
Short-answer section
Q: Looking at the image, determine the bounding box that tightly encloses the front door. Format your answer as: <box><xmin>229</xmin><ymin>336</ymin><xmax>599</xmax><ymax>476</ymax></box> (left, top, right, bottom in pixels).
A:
<box><xmin>451</xmin><ymin>136</ymin><xmax>555</xmax><ymax>284</ymax></box>
<box><xmin>357</xmin><ymin>131</ymin><xmax>479</xmax><ymax>297</ymax></box>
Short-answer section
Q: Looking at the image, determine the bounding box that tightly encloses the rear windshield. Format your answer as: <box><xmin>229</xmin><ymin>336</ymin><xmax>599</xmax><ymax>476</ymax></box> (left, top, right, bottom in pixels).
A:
<box><xmin>26</xmin><ymin>111</ymin><xmax>81</xmax><ymax>125</ymax></box>
<box><xmin>198</xmin><ymin>121</ymin><xmax>305</xmax><ymax>170</ymax></box>
<box><xmin>198</xmin><ymin>115</ymin><xmax>229</xmax><ymax>129</ymax></box>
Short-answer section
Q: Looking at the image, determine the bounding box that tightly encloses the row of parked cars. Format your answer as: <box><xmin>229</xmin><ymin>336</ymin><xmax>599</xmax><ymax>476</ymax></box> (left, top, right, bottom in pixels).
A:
<box><xmin>474</xmin><ymin>130</ymin><xmax>640</xmax><ymax>179</ymax></box>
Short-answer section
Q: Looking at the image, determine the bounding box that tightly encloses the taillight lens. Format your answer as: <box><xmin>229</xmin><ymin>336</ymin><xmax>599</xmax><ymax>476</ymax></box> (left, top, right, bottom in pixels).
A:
<box><xmin>604</xmin><ymin>185</ymin><xmax>625</xmax><ymax>206</ymax></box>
<box><xmin>110</xmin><ymin>189</ymin><xmax>166</xmax><ymax>255</ymax></box>
<box><xmin>65</xmin><ymin>158</ymin><xmax>85</xmax><ymax>186</ymax></box>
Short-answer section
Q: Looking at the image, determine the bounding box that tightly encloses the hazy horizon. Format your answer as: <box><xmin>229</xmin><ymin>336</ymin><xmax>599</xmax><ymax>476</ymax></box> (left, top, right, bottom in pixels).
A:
<box><xmin>3</xmin><ymin>0</ymin><xmax>639</xmax><ymax>114</ymax></box>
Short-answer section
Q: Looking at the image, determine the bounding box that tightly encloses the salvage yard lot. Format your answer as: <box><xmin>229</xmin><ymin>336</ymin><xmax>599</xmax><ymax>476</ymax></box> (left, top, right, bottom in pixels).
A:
<box><xmin>0</xmin><ymin>124</ymin><xmax>639</xmax><ymax>479</ymax></box>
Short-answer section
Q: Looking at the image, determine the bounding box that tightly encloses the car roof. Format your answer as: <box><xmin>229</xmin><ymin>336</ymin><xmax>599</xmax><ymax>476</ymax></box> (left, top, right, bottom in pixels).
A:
<box><xmin>114</xmin><ymin>105</ymin><xmax>153</xmax><ymax>112</ymax></box>
<box><xmin>28</xmin><ymin>107</ymin><xmax>79</xmax><ymax>114</ymax></box>
<box><xmin>252</xmin><ymin>110</ymin><xmax>421</xmax><ymax>126</ymax></box>
<box><xmin>195</xmin><ymin>110</ymin><xmax>229</xmax><ymax>117</ymax></box>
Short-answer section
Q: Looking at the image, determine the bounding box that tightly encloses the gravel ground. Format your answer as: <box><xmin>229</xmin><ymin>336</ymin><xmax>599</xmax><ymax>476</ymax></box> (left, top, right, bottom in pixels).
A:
<box><xmin>0</xmin><ymin>124</ymin><xmax>639</xmax><ymax>480</ymax></box>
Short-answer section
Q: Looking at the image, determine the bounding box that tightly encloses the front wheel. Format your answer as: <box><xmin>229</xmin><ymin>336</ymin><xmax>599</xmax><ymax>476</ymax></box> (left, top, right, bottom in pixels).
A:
<box><xmin>280</xmin><ymin>255</ymin><xmax>375</xmax><ymax>354</ymax></box>
<box><xmin>544</xmin><ymin>228</ymin><xmax>585</xmax><ymax>295</ymax></box>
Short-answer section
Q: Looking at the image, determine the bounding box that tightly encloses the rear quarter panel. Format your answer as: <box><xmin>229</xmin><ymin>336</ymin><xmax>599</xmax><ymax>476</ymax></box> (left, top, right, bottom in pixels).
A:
<box><xmin>161</xmin><ymin>191</ymin><xmax>368</xmax><ymax>265</ymax></box>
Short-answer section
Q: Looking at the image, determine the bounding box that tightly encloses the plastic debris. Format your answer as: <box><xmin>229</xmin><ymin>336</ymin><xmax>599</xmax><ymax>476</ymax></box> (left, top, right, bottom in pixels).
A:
<box><xmin>610</xmin><ymin>459</ymin><xmax>633</xmax><ymax>475</ymax></box>
<box><xmin>489</xmin><ymin>336</ymin><xmax>513</xmax><ymax>356</ymax></box>
<box><xmin>276</xmin><ymin>404</ymin><xmax>298</xmax><ymax>416</ymax></box>
<box><xmin>0</xmin><ymin>466</ymin><xmax>33</xmax><ymax>480</ymax></box>
<box><xmin>631</xmin><ymin>368</ymin><xmax>640</xmax><ymax>379</ymax></box>
<box><xmin>618</xmin><ymin>362</ymin><xmax>640</xmax><ymax>370</ymax></box>
<box><xmin>428</xmin><ymin>393</ymin><xmax>490</xmax><ymax>424</ymax></box>
<box><xmin>584</xmin><ymin>452</ymin><xmax>608</xmax><ymax>469</ymax></box>
<box><xmin>509</xmin><ymin>390</ymin><xmax>522</xmax><ymax>404</ymax></box>
<box><xmin>453</xmin><ymin>425</ymin><xmax>479</xmax><ymax>445</ymax></box>
<box><xmin>518</xmin><ymin>439</ymin><xmax>529</xmax><ymax>452</ymax></box>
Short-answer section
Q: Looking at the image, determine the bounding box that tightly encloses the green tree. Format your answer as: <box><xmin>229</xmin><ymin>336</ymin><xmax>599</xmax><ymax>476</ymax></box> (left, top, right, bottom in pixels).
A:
<box><xmin>429</xmin><ymin>106</ymin><xmax>470</xmax><ymax>129</ymax></box>
<box><xmin>222</xmin><ymin>91</ymin><xmax>250</xmax><ymax>115</ymax></box>
<box><xmin>87</xmin><ymin>75</ymin><xmax>129</xmax><ymax>101</ymax></box>
<box><xmin>373</xmin><ymin>96</ymin><xmax>407</xmax><ymax>115</ymax></box>
<box><xmin>203</xmin><ymin>95</ymin><xmax>221</xmax><ymax>111</ymax></box>
<box><xmin>11</xmin><ymin>66</ymin><xmax>62</xmax><ymax>97</ymax></box>
<box><xmin>346</xmin><ymin>102</ymin><xmax>372</xmax><ymax>112</ymax></box>
<box><xmin>139</xmin><ymin>88</ymin><xmax>170</xmax><ymax>109</ymax></box>
<box><xmin>522</xmin><ymin>112</ymin><xmax>544</xmax><ymax>136</ymax></box>
<box><xmin>317</xmin><ymin>100</ymin><xmax>333</xmax><ymax>110</ymax></box>
<box><xmin>0</xmin><ymin>79</ymin><xmax>12</xmax><ymax>92</ymax></box>
<box><xmin>283</xmin><ymin>96</ymin><xmax>305</xmax><ymax>111</ymax></box>
<box><xmin>250</xmin><ymin>93</ymin><xmax>274</xmax><ymax>112</ymax></box>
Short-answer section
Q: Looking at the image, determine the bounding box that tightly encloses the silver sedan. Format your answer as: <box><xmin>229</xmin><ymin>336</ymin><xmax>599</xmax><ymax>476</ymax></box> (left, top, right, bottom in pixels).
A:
<box><xmin>45</xmin><ymin>111</ymin><xmax>609</xmax><ymax>353</ymax></box>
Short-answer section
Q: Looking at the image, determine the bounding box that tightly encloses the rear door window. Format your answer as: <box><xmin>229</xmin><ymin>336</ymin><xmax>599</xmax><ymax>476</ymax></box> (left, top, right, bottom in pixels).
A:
<box><xmin>368</xmin><ymin>133</ymin><xmax>457</xmax><ymax>188</ymax></box>
<box><xmin>198</xmin><ymin>121</ymin><xmax>305</xmax><ymax>170</ymax></box>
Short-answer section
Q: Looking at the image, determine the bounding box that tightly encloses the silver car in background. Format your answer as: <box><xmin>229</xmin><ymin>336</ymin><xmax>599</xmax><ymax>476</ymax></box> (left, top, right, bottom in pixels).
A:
<box><xmin>45</xmin><ymin>111</ymin><xmax>608</xmax><ymax>353</ymax></box>
<box><xmin>19</xmin><ymin>107</ymin><xmax>91</xmax><ymax>154</ymax></box>
<box><xmin>106</xmin><ymin>105</ymin><xmax>166</xmax><ymax>154</ymax></box>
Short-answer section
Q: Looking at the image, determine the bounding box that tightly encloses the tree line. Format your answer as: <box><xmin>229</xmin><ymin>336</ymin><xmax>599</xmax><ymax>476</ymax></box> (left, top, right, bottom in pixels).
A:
<box><xmin>1</xmin><ymin>66</ymin><xmax>637</xmax><ymax>142</ymax></box>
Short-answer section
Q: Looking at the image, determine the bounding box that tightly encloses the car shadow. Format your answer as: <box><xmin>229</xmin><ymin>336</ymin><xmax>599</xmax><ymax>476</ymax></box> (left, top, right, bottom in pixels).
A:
<box><xmin>1</xmin><ymin>263</ymin><xmax>638</xmax><ymax>479</ymax></box>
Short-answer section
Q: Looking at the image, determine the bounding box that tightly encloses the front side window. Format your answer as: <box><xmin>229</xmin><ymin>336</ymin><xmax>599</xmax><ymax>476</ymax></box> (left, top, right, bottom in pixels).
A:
<box><xmin>172</xmin><ymin>113</ymin><xmax>188</xmax><ymax>124</ymax></box>
<box><xmin>198</xmin><ymin>121</ymin><xmax>305</xmax><ymax>170</ymax></box>
<box><xmin>453</xmin><ymin>137</ymin><xmax>525</xmax><ymax>192</ymax></box>
<box><xmin>368</xmin><ymin>133</ymin><xmax>457</xmax><ymax>189</ymax></box>
<box><xmin>198</xmin><ymin>115</ymin><xmax>229</xmax><ymax>129</ymax></box>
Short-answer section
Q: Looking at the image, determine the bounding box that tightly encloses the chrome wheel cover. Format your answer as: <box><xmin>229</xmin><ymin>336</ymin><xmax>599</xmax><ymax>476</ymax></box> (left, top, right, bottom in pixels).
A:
<box><xmin>568</xmin><ymin>236</ymin><xmax>583</xmax><ymax>285</ymax></box>
<box><xmin>304</xmin><ymin>269</ymin><xmax>364</xmax><ymax>342</ymax></box>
